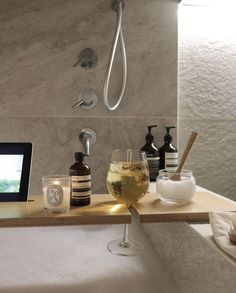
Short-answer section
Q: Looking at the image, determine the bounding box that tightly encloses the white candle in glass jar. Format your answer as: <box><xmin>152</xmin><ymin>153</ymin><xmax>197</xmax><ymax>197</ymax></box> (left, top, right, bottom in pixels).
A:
<box><xmin>42</xmin><ymin>176</ymin><xmax>70</xmax><ymax>213</ymax></box>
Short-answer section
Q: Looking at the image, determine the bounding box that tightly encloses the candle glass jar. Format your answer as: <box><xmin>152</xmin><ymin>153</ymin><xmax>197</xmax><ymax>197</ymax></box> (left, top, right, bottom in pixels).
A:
<box><xmin>42</xmin><ymin>175</ymin><xmax>70</xmax><ymax>213</ymax></box>
<box><xmin>156</xmin><ymin>169</ymin><xmax>196</xmax><ymax>204</ymax></box>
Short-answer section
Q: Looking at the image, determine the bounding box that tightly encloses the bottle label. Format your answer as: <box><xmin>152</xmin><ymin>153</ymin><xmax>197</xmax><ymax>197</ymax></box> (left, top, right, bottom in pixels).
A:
<box><xmin>165</xmin><ymin>152</ymin><xmax>178</xmax><ymax>171</ymax></box>
<box><xmin>72</xmin><ymin>191</ymin><xmax>91</xmax><ymax>199</ymax></box>
<box><xmin>71</xmin><ymin>181</ymin><xmax>91</xmax><ymax>188</ymax></box>
<box><xmin>71</xmin><ymin>175</ymin><xmax>91</xmax><ymax>200</ymax></box>
<box><xmin>72</xmin><ymin>175</ymin><xmax>91</xmax><ymax>181</ymax></box>
<box><xmin>146</xmin><ymin>157</ymin><xmax>160</xmax><ymax>180</ymax></box>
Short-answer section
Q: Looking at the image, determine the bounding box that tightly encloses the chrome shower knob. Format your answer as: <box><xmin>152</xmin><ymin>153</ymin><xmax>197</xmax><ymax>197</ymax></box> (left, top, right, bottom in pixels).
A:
<box><xmin>72</xmin><ymin>89</ymin><xmax>98</xmax><ymax>110</ymax></box>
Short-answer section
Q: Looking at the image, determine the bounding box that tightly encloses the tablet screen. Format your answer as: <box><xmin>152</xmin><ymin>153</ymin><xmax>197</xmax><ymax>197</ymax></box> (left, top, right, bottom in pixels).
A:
<box><xmin>0</xmin><ymin>143</ymin><xmax>32</xmax><ymax>201</ymax></box>
<box><xmin>0</xmin><ymin>155</ymin><xmax>24</xmax><ymax>193</ymax></box>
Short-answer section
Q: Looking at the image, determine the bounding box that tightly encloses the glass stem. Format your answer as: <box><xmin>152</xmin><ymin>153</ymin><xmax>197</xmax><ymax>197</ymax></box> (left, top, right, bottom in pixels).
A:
<box><xmin>120</xmin><ymin>224</ymin><xmax>131</xmax><ymax>248</ymax></box>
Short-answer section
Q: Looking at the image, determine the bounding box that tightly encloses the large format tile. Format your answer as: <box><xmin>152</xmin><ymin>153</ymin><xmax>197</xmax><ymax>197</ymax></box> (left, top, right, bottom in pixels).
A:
<box><xmin>178</xmin><ymin>119</ymin><xmax>236</xmax><ymax>200</ymax></box>
<box><xmin>0</xmin><ymin>116</ymin><xmax>177</xmax><ymax>195</ymax></box>
<box><xmin>0</xmin><ymin>0</ymin><xmax>177</xmax><ymax>118</ymax></box>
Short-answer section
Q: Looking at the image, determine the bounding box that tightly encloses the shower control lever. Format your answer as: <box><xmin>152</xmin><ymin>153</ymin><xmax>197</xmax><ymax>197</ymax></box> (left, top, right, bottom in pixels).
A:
<box><xmin>72</xmin><ymin>100</ymin><xmax>86</xmax><ymax>108</ymax></box>
<box><xmin>72</xmin><ymin>89</ymin><xmax>98</xmax><ymax>110</ymax></box>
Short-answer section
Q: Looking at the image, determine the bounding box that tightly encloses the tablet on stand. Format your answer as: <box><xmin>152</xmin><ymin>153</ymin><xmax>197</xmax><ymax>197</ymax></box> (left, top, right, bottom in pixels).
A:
<box><xmin>0</xmin><ymin>143</ymin><xmax>33</xmax><ymax>201</ymax></box>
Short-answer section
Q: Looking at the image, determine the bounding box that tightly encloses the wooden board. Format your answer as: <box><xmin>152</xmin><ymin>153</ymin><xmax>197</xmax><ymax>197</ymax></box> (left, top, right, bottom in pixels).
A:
<box><xmin>0</xmin><ymin>194</ymin><xmax>131</xmax><ymax>227</ymax></box>
<box><xmin>132</xmin><ymin>192</ymin><xmax>236</xmax><ymax>223</ymax></box>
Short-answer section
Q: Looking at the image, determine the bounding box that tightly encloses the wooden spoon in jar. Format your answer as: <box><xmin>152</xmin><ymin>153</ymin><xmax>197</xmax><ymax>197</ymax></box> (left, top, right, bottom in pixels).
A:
<box><xmin>171</xmin><ymin>132</ymin><xmax>198</xmax><ymax>181</ymax></box>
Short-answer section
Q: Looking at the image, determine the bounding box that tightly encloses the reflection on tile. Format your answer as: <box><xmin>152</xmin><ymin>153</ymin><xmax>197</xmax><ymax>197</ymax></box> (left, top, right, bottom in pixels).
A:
<box><xmin>0</xmin><ymin>116</ymin><xmax>176</xmax><ymax>195</ymax></box>
<box><xmin>179</xmin><ymin>119</ymin><xmax>236</xmax><ymax>200</ymax></box>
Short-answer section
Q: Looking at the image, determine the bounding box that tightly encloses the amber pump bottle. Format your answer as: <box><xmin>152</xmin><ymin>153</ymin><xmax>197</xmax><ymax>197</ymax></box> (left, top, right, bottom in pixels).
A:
<box><xmin>69</xmin><ymin>152</ymin><xmax>91</xmax><ymax>206</ymax></box>
<box><xmin>140</xmin><ymin>125</ymin><xmax>160</xmax><ymax>182</ymax></box>
<box><xmin>159</xmin><ymin>126</ymin><xmax>178</xmax><ymax>171</ymax></box>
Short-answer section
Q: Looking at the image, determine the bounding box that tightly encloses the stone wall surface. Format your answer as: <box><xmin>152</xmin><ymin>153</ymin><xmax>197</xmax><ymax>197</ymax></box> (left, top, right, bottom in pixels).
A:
<box><xmin>142</xmin><ymin>222</ymin><xmax>236</xmax><ymax>293</ymax></box>
<box><xmin>0</xmin><ymin>0</ymin><xmax>178</xmax><ymax>194</ymax></box>
<box><xmin>178</xmin><ymin>4</ymin><xmax>236</xmax><ymax>200</ymax></box>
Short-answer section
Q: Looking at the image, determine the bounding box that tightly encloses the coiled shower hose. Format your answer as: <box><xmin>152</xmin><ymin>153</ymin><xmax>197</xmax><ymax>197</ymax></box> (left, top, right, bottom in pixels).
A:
<box><xmin>103</xmin><ymin>0</ymin><xmax>127</xmax><ymax>111</ymax></box>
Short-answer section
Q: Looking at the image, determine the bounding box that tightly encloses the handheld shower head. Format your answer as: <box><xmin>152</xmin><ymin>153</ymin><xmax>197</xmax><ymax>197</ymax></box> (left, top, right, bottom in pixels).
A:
<box><xmin>111</xmin><ymin>0</ymin><xmax>124</xmax><ymax>12</ymax></box>
<box><xmin>103</xmin><ymin>0</ymin><xmax>127</xmax><ymax>111</ymax></box>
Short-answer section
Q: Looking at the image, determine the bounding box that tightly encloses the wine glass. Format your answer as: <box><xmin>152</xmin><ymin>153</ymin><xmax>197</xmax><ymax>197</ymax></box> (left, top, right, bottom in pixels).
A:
<box><xmin>106</xmin><ymin>149</ymin><xmax>149</xmax><ymax>256</ymax></box>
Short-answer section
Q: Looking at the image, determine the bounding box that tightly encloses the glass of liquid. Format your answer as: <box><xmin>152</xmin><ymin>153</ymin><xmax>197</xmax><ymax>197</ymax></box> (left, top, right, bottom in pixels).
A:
<box><xmin>107</xmin><ymin>149</ymin><xmax>149</xmax><ymax>256</ymax></box>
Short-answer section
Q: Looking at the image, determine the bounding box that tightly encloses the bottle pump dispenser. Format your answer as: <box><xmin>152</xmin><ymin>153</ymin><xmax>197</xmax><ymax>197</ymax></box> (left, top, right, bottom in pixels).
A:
<box><xmin>140</xmin><ymin>125</ymin><xmax>160</xmax><ymax>182</ymax></box>
<box><xmin>159</xmin><ymin>126</ymin><xmax>178</xmax><ymax>171</ymax></box>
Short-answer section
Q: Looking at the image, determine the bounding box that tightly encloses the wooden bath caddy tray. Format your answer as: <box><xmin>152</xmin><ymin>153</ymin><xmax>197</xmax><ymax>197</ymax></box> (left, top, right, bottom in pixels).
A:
<box><xmin>132</xmin><ymin>191</ymin><xmax>236</xmax><ymax>223</ymax></box>
<box><xmin>0</xmin><ymin>190</ymin><xmax>235</xmax><ymax>227</ymax></box>
<box><xmin>0</xmin><ymin>195</ymin><xmax>131</xmax><ymax>227</ymax></box>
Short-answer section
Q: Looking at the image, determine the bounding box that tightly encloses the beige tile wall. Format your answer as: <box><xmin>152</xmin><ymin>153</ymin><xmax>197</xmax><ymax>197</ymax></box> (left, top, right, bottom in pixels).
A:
<box><xmin>0</xmin><ymin>0</ymin><xmax>178</xmax><ymax>194</ymax></box>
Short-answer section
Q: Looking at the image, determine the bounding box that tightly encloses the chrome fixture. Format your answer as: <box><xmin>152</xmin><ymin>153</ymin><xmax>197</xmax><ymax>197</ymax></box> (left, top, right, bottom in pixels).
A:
<box><xmin>79</xmin><ymin>128</ymin><xmax>96</xmax><ymax>156</ymax></box>
<box><xmin>103</xmin><ymin>0</ymin><xmax>127</xmax><ymax>111</ymax></box>
<box><xmin>72</xmin><ymin>89</ymin><xmax>98</xmax><ymax>110</ymax></box>
<box><xmin>74</xmin><ymin>48</ymin><xmax>98</xmax><ymax>69</ymax></box>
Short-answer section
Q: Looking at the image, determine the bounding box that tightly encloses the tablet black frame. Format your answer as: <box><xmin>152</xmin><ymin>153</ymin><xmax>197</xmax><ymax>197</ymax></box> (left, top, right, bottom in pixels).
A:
<box><xmin>0</xmin><ymin>143</ymin><xmax>32</xmax><ymax>202</ymax></box>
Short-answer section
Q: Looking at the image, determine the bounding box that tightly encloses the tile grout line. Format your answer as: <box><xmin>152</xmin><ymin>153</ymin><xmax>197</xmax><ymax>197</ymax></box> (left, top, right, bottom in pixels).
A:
<box><xmin>0</xmin><ymin>115</ymin><xmax>178</xmax><ymax>119</ymax></box>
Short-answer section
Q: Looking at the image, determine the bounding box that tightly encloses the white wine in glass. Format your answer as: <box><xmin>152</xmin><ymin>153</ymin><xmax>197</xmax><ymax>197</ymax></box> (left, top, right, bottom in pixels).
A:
<box><xmin>107</xmin><ymin>149</ymin><xmax>149</xmax><ymax>256</ymax></box>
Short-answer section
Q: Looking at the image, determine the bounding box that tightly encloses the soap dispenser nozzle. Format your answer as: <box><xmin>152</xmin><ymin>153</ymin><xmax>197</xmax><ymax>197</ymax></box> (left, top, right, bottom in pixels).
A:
<box><xmin>164</xmin><ymin>126</ymin><xmax>176</xmax><ymax>143</ymax></box>
<box><xmin>147</xmin><ymin>125</ymin><xmax>157</xmax><ymax>134</ymax></box>
<box><xmin>165</xmin><ymin>126</ymin><xmax>176</xmax><ymax>134</ymax></box>
<box><xmin>145</xmin><ymin>125</ymin><xmax>157</xmax><ymax>142</ymax></box>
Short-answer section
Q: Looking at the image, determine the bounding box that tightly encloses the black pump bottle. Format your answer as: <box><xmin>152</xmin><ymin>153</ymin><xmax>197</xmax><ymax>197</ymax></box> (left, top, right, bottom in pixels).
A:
<box><xmin>69</xmin><ymin>152</ymin><xmax>91</xmax><ymax>206</ymax></box>
<box><xmin>140</xmin><ymin>125</ymin><xmax>160</xmax><ymax>182</ymax></box>
<box><xmin>159</xmin><ymin>126</ymin><xmax>178</xmax><ymax>171</ymax></box>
